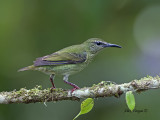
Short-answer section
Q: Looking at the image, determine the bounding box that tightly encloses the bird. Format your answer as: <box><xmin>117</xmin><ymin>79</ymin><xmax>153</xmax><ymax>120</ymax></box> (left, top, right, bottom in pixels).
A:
<box><xmin>18</xmin><ymin>38</ymin><xmax>122</xmax><ymax>92</ymax></box>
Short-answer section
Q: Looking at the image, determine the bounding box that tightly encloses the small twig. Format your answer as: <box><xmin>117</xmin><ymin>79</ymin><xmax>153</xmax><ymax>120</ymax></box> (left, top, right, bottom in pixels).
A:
<box><xmin>0</xmin><ymin>76</ymin><xmax>159</xmax><ymax>104</ymax></box>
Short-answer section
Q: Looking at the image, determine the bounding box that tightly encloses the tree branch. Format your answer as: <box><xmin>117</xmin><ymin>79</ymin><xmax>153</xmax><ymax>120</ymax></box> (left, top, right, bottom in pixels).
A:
<box><xmin>0</xmin><ymin>76</ymin><xmax>160</xmax><ymax>104</ymax></box>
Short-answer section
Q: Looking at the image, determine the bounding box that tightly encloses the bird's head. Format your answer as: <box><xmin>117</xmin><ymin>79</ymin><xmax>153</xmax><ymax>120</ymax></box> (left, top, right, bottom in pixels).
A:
<box><xmin>83</xmin><ymin>38</ymin><xmax>122</xmax><ymax>54</ymax></box>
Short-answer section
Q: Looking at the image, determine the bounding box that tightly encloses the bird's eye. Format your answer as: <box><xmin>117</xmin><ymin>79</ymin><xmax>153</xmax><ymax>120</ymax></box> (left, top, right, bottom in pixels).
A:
<box><xmin>95</xmin><ymin>41</ymin><xmax>102</xmax><ymax>45</ymax></box>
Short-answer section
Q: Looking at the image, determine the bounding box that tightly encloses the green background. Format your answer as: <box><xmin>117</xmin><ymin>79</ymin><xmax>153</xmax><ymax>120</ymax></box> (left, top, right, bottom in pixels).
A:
<box><xmin>0</xmin><ymin>0</ymin><xmax>160</xmax><ymax>120</ymax></box>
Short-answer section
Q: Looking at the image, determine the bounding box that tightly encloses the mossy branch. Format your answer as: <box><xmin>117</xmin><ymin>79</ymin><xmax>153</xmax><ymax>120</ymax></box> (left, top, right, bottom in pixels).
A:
<box><xmin>0</xmin><ymin>76</ymin><xmax>160</xmax><ymax>104</ymax></box>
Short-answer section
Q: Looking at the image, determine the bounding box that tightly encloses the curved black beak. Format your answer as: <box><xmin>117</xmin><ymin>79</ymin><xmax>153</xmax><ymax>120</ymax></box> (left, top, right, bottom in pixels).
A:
<box><xmin>103</xmin><ymin>43</ymin><xmax>122</xmax><ymax>48</ymax></box>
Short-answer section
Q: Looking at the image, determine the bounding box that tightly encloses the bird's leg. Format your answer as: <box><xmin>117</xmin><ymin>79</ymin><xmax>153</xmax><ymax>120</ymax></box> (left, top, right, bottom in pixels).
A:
<box><xmin>63</xmin><ymin>75</ymin><xmax>80</xmax><ymax>93</ymax></box>
<box><xmin>50</xmin><ymin>74</ymin><xmax>56</xmax><ymax>89</ymax></box>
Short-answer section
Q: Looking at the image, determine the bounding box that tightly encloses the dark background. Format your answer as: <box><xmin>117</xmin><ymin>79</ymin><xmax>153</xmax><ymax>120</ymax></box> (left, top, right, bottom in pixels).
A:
<box><xmin>0</xmin><ymin>0</ymin><xmax>160</xmax><ymax>120</ymax></box>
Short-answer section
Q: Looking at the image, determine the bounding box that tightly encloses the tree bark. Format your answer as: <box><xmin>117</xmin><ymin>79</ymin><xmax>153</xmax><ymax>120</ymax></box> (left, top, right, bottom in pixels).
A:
<box><xmin>0</xmin><ymin>76</ymin><xmax>159</xmax><ymax>104</ymax></box>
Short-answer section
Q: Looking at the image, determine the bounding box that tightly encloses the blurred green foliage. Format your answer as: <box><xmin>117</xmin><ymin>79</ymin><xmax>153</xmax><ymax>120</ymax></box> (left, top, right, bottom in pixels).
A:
<box><xmin>0</xmin><ymin>0</ymin><xmax>160</xmax><ymax>120</ymax></box>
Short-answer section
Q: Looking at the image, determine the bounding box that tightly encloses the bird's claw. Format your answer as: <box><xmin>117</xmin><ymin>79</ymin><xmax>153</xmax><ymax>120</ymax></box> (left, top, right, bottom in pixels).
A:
<box><xmin>71</xmin><ymin>87</ymin><xmax>80</xmax><ymax>93</ymax></box>
<box><xmin>50</xmin><ymin>86</ymin><xmax>56</xmax><ymax>92</ymax></box>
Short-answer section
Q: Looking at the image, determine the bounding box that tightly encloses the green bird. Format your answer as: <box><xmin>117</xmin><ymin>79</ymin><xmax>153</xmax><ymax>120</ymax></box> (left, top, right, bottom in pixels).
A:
<box><xmin>19</xmin><ymin>38</ymin><xmax>121</xmax><ymax>92</ymax></box>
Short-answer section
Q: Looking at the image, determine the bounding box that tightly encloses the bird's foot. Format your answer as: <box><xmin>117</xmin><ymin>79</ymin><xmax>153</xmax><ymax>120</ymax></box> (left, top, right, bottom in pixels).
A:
<box><xmin>71</xmin><ymin>86</ymin><xmax>80</xmax><ymax>93</ymax></box>
<box><xmin>63</xmin><ymin>79</ymin><xmax>80</xmax><ymax>93</ymax></box>
<box><xmin>50</xmin><ymin>86</ymin><xmax>56</xmax><ymax>92</ymax></box>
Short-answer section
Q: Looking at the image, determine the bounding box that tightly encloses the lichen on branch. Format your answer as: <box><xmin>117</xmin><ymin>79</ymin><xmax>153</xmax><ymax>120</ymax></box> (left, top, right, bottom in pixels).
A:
<box><xmin>0</xmin><ymin>76</ymin><xmax>160</xmax><ymax>104</ymax></box>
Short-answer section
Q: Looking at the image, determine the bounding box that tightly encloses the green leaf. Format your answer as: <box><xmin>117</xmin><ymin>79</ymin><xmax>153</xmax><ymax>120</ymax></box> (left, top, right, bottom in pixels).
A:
<box><xmin>126</xmin><ymin>91</ymin><xmax>135</xmax><ymax>111</ymax></box>
<box><xmin>73</xmin><ymin>98</ymin><xmax>94</xmax><ymax>120</ymax></box>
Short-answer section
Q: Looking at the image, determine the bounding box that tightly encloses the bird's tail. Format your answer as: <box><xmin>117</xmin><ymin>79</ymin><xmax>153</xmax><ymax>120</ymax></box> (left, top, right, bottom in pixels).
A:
<box><xmin>18</xmin><ymin>65</ymin><xmax>35</xmax><ymax>72</ymax></box>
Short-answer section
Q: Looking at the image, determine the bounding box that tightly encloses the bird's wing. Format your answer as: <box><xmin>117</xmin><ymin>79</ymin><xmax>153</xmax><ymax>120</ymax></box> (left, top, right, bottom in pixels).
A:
<box><xmin>34</xmin><ymin>52</ymin><xmax>87</xmax><ymax>66</ymax></box>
